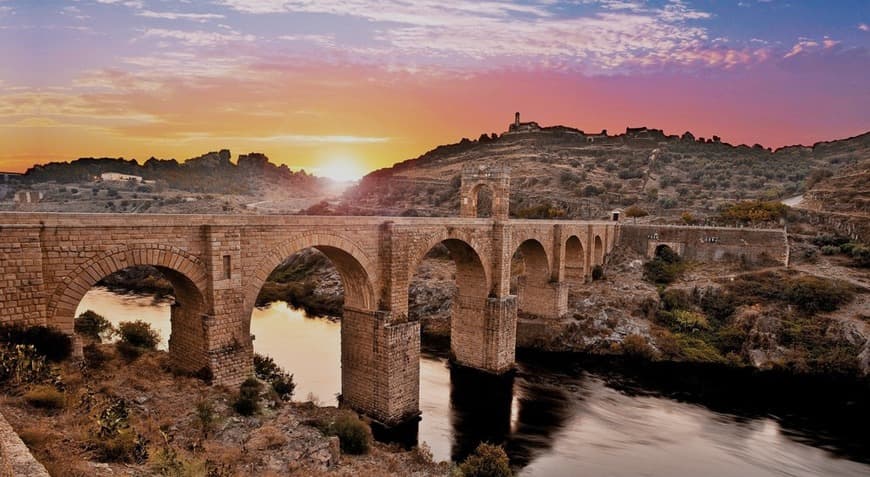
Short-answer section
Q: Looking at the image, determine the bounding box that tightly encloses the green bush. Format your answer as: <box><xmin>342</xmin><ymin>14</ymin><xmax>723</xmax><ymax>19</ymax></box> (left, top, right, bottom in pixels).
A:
<box><xmin>850</xmin><ymin>244</ymin><xmax>870</xmax><ymax>267</ymax></box>
<box><xmin>0</xmin><ymin>325</ymin><xmax>72</xmax><ymax>362</ymax></box>
<box><xmin>820</xmin><ymin>245</ymin><xmax>840</xmax><ymax>255</ymax></box>
<box><xmin>83</xmin><ymin>343</ymin><xmax>111</xmax><ymax>369</ymax></box>
<box><xmin>329</xmin><ymin>414</ymin><xmax>371</xmax><ymax>455</ymax></box>
<box><xmin>24</xmin><ymin>385</ymin><xmax>65</xmax><ymax>409</ymax></box>
<box><xmin>117</xmin><ymin>321</ymin><xmax>160</xmax><ymax>349</ymax></box>
<box><xmin>784</xmin><ymin>275</ymin><xmax>853</xmax><ymax>313</ymax></box>
<box><xmin>194</xmin><ymin>399</ymin><xmax>218</xmax><ymax>437</ymax></box>
<box><xmin>75</xmin><ymin>310</ymin><xmax>114</xmax><ymax>343</ymax></box>
<box><xmin>457</xmin><ymin>443</ymin><xmax>513</xmax><ymax>477</ymax></box>
<box><xmin>233</xmin><ymin>378</ymin><xmax>263</xmax><ymax>416</ymax></box>
<box><xmin>0</xmin><ymin>343</ymin><xmax>64</xmax><ymax>388</ymax></box>
<box><xmin>253</xmin><ymin>353</ymin><xmax>295</xmax><ymax>401</ymax></box>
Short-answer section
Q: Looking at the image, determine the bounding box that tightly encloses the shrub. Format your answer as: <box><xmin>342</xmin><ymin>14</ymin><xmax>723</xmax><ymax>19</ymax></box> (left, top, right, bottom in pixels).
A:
<box><xmin>83</xmin><ymin>344</ymin><xmax>111</xmax><ymax>369</ymax></box>
<box><xmin>329</xmin><ymin>414</ymin><xmax>371</xmax><ymax>455</ymax></box>
<box><xmin>671</xmin><ymin>310</ymin><xmax>710</xmax><ymax>332</ymax></box>
<box><xmin>253</xmin><ymin>354</ymin><xmax>295</xmax><ymax>401</ymax></box>
<box><xmin>784</xmin><ymin>275</ymin><xmax>853</xmax><ymax>313</ymax></box>
<box><xmin>91</xmin><ymin>398</ymin><xmax>148</xmax><ymax>464</ymax></box>
<box><xmin>621</xmin><ymin>334</ymin><xmax>656</xmax><ymax>360</ymax></box>
<box><xmin>116</xmin><ymin>341</ymin><xmax>144</xmax><ymax>361</ymax></box>
<box><xmin>850</xmin><ymin>244</ymin><xmax>870</xmax><ymax>267</ymax></box>
<box><xmin>194</xmin><ymin>399</ymin><xmax>218</xmax><ymax>438</ymax></box>
<box><xmin>233</xmin><ymin>378</ymin><xmax>262</xmax><ymax>416</ymax></box>
<box><xmin>0</xmin><ymin>344</ymin><xmax>57</xmax><ymax>386</ymax></box>
<box><xmin>75</xmin><ymin>310</ymin><xmax>114</xmax><ymax>343</ymax></box>
<box><xmin>820</xmin><ymin>245</ymin><xmax>840</xmax><ymax>256</ymax></box>
<box><xmin>117</xmin><ymin>321</ymin><xmax>160</xmax><ymax>350</ymax></box>
<box><xmin>457</xmin><ymin>443</ymin><xmax>513</xmax><ymax>477</ymax></box>
<box><xmin>0</xmin><ymin>325</ymin><xmax>72</xmax><ymax>362</ymax></box>
<box><xmin>24</xmin><ymin>385</ymin><xmax>65</xmax><ymax>409</ymax></box>
<box><xmin>643</xmin><ymin>247</ymin><xmax>686</xmax><ymax>285</ymax></box>
<box><xmin>591</xmin><ymin>265</ymin><xmax>605</xmax><ymax>281</ymax></box>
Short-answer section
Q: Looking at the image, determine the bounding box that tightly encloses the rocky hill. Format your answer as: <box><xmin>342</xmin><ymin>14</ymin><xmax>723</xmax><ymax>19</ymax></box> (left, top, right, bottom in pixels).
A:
<box><xmin>333</xmin><ymin>122</ymin><xmax>869</xmax><ymax>220</ymax></box>
<box><xmin>802</xmin><ymin>156</ymin><xmax>870</xmax><ymax>217</ymax></box>
<box><xmin>20</xmin><ymin>149</ymin><xmax>326</xmax><ymax>196</ymax></box>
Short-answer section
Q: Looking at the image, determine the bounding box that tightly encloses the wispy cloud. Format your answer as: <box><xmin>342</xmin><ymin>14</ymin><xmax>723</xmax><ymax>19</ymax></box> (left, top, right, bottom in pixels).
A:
<box><xmin>137</xmin><ymin>10</ymin><xmax>225</xmax><ymax>22</ymax></box>
<box><xmin>140</xmin><ymin>28</ymin><xmax>256</xmax><ymax>47</ymax></box>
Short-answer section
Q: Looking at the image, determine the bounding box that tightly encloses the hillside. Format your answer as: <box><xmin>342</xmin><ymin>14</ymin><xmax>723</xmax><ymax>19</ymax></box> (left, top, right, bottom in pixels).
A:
<box><xmin>335</xmin><ymin>122</ymin><xmax>869</xmax><ymax>220</ymax></box>
<box><xmin>1</xmin><ymin>150</ymin><xmax>339</xmax><ymax>214</ymax></box>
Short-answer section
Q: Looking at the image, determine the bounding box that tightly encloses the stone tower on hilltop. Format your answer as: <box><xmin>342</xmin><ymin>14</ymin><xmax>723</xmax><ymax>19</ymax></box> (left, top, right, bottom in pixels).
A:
<box><xmin>507</xmin><ymin>111</ymin><xmax>541</xmax><ymax>134</ymax></box>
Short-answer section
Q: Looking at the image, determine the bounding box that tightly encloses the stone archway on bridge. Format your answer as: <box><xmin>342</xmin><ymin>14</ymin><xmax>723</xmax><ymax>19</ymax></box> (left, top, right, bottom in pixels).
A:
<box><xmin>245</xmin><ymin>232</ymin><xmax>378</xmax><ymax>320</ymax></box>
<box><xmin>410</xmin><ymin>237</ymin><xmax>492</xmax><ymax>370</ymax></box>
<box><xmin>564</xmin><ymin>235</ymin><xmax>586</xmax><ymax>289</ymax></box>
<box><xmin>246</xmin><ymin>232</ymin><xmax>389</xmax><ymax>420</ymax></box>
<box><xmin>47</xmin><ymin>244</ymin><xmax>212</xmax><ymax>375</ymax></box>
<box><xmin>512</xmin><ymin>239</ymin><xmax>554</xmax><ymax>316</ymax></box>
<box><xmin>593</xmin><ymin>235</ymin><xmax>605</xmax><ymax>266</ymax></box>
<box><xmin>459</xmin><ymin>164</ymin><xmax>510</xmax><ymax>220</ymax></box>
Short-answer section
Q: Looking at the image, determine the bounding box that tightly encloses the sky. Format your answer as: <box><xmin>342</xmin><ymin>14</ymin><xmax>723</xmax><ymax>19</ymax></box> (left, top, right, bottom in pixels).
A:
<box><xmin>1</xmin><ymin>1</ymin><xmax>868</xmax><ymax>179</ymax></box>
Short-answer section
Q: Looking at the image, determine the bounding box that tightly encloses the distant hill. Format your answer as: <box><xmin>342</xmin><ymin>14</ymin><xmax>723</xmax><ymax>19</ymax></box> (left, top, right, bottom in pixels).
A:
<box><xmin>336</xmin><ymin>120</ymin><xmax>869</xmax><ymax>219</ymax></box>
<box><xmin>21</xmin><ymin>149</ymin><xmax>326</xmax><ymax>195</ymax></box>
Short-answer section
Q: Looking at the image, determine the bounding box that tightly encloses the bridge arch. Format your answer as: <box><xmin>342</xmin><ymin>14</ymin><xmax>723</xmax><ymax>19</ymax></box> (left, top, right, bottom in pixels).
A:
<box><xmin>246</xmin><ymin>232</ymin><xmax>378</xmax><ymax>318</ymax></box>
<box><xmin>512</xmin><ymin>239</ymin><xmax>551</xmax><ymax>288</ymax></box>
<box><xmin>593</xmin><ymin>235</ymin><xmax>605</xmax><ymax>266</ymax></box>
<box><xmin>47</xmin><ymin>244</ymin><xmax>211</xmax><ymax>374</ymax></box>
<box><xmin>564</xmin><ymin>235</ymin><xmax>586</xmax><ymax>287</ymax></box>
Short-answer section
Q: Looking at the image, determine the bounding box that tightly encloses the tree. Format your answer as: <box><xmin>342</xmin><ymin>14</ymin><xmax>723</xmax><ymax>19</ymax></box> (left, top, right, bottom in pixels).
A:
<box><xmin>624</xmin><ymin>205</ymin><xmax>648</xmax><ymax>223</ymax></box>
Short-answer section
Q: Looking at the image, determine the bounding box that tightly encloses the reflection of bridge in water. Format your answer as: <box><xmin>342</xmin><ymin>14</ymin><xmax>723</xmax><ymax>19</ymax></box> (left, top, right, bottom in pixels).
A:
<box><xmin>0</xmin><ymin>165</ymin><xmax>788</xmax><ymax>426</ymax></box>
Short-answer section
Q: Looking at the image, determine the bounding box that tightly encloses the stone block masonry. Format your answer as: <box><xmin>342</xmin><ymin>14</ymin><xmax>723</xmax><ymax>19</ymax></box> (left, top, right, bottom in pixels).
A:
<box><xmin>0</xmin><ymin>192</ymin><xmax>780</xmax><ymax>426</ymax></box>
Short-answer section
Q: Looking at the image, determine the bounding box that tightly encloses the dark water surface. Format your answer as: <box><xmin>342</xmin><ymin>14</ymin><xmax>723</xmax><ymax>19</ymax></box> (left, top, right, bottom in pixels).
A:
<box><xmin>78</xmin><ymin>290</ymin><xmax>870</xmax><ymax>476</ymax></box>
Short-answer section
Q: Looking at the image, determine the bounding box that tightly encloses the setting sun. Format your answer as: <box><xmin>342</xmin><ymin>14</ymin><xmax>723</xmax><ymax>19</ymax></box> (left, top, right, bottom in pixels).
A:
<box><xmin>316</xmin><ymin>156</ymin><xmax>366</xmax><ymax>182</ymax></box>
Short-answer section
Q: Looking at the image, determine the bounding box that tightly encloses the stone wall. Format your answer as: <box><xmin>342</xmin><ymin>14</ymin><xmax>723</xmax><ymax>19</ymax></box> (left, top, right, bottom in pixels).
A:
<box><xmin>619</xmin><ymin>224</ymin><xmax>788</xmax><ymax>265</ymax></box>
<box><xmin>0</xmin><ymin>410</ymin><xmax>50</xmax><ymax>477</ymax></box>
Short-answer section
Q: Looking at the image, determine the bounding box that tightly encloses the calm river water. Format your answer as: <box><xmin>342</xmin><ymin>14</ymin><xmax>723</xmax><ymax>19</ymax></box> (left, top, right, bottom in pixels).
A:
<box><xmin>77</xmin><ymin>288</ymin><xmax>870</xmax><ymax>476</ymax></box>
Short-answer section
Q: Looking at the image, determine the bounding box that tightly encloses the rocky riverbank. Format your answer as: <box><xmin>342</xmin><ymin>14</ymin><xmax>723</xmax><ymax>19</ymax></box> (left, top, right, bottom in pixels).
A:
<box><xmin>0</xmin><ymin>344</ymin><xmax>449</xmax><ymax>477</ymax></box>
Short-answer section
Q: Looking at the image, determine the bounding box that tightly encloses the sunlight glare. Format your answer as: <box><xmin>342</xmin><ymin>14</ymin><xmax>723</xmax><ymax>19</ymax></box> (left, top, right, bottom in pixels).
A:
<box><xmin>316</xmin><ymin>155</ymin><xmax>365</xmax><ymax>182</ymax></box>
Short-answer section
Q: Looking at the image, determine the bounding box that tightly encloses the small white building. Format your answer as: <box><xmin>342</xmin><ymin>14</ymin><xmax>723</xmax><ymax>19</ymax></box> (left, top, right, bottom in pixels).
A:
<box><xmin>101</xmin><ymin>172</ymin><xmax>143</xmax><ymax>183</ymax></box>
<box><xmin>14</xmin><ymin>190</ymin><xmax>44</xmax><ymax>204</ymax></box>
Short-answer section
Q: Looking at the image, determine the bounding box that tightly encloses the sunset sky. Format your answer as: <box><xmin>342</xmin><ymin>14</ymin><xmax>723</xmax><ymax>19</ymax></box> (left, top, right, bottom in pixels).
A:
<box><xmin>1</xmin><ymin>1</ymin><xmax>868</xmax><ymax>178</ymax></box>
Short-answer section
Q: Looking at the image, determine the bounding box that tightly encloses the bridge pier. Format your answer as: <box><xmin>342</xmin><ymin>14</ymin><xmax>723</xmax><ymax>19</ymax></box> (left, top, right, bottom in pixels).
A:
<box><xmin>516</xmin><ymin>277</ymin><xmax>568</xmax><ymax>319</ymax></box>
<box><xmin>451</xmin><ymin>295</ymin><xmax>517</xmax><ymax>374</ymax></box>
<box><xmin>341</xmin><ymin>308</ymin><xmax>421</xmax><ymax>426</ymax></box>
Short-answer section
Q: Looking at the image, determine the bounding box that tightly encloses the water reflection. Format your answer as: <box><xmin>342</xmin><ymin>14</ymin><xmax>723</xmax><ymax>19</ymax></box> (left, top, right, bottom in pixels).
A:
<box><xmin>75</xmin><ymin>289</ymin><xmax>870</xmax><ymax>477</ymax></box>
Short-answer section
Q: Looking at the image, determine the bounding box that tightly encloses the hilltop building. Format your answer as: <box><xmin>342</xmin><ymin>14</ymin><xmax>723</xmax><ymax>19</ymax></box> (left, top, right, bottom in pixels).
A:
<box><xmin>507</xmin><ymin>112</ymin><xmax>541</xmax><ymax>134</ymax></box>
<box><xmin>101</xmin><ymin>172</ymin><xmax>143</xmax><ymax>183</ymax></box>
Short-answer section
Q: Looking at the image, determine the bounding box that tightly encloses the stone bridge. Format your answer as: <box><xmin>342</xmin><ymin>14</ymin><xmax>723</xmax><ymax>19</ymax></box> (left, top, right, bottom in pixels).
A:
<box><xmin>0</xmin><ymin>167</ymin><xmax>621</xmax><ymax>426</ymax></box>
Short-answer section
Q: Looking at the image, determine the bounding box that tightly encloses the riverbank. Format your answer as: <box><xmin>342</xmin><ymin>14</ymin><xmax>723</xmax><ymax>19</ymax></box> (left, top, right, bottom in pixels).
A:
<box><xmin>0</xmin><ymin>343</ymin><xmax>449</xmax><ymax>477</ymax></box>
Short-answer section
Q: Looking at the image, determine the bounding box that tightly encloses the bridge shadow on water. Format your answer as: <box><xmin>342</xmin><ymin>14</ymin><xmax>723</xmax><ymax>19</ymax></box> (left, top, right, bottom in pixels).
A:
<box><xmin>374</xmin><ymin>345</ymin><xmax>870</xmax><ymax>472</ymax></box>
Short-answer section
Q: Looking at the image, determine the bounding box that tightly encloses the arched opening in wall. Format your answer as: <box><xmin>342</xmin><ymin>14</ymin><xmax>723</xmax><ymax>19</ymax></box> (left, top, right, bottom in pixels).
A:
<box><xmin>593</xmin><ymin>235</ymin><xmax>604</xmax><ymax>266</ymax></box>
<box><xmin>409</xmin><ymin>239</ymin><xmax>488</xmax><ymax>346</ymax></box>
<box><xmin>511</xmin><ymin>239</ymin><xmax>552</xmax><ymax>318</ymax></box>
<box><xmin>251</xmin><ymin>245</ymin><xmax>375</xmax><ymax>407</ymax></box>
<box><xmin>654</xmin><ymin>244</ymin><xmax>679</xmax><ymax>262</ymax></box>
<box><xmin>473</xmin><ymin>184</ymin><xmax>493</xmax><ymax>218</ymax></box>
<box><xmin>72</xmin><ymin>264</ymin><xmax>209</xmax><ymax>375</ymax></box>
<box><xmin>564</xmin><ymin>236</ymin><xmax>585</xmax><ymax>290</ymax></box>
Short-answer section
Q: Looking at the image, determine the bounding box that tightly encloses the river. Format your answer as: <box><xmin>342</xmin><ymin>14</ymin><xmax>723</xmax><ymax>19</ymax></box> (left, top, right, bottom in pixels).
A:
<box><xmin>77</xmin><ymin>288</ymin><xmax>870</xmax><ymax>476</ymax></box>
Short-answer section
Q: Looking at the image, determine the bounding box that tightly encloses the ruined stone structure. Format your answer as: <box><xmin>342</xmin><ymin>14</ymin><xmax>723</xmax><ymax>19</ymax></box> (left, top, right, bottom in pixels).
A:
<box><xmin>0</xmin><ymin>167</ymin><xmax>620</xmax><ymax>426</ymax></box>
<box><xmin>619</xmin><ymin>224</ymin><xmax>789</xmax><ymax>265</ymax></box>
